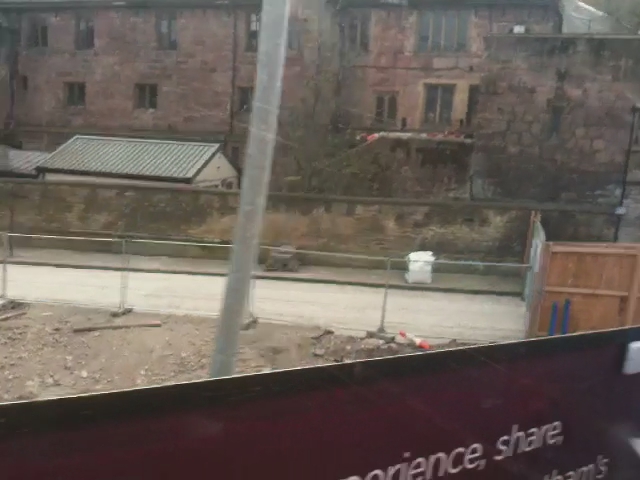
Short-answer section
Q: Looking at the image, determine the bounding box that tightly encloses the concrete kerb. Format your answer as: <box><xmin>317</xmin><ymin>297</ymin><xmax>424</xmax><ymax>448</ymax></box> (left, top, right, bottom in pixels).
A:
<box><xmin>4</xmin><ymin>259</ymin><xmax>522</xmax><ymax>297</ymax></box>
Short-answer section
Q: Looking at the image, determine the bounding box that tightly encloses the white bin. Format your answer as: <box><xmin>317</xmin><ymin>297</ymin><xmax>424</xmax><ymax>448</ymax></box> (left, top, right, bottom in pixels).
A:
<box><xmin>404</xmin><ymin>251</ymin><xmax>436</xmax><ymax>284</ymax></box>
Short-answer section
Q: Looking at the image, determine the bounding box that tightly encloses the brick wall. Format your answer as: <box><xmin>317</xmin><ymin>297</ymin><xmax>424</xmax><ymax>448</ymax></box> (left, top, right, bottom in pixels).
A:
<box><xmin>472</xmin><ymin>35</ymin><xmax>640</xmax><ymax>203</ymax></box>
<box><xmin>338</xmin><ymin>5</ymin><xmax>559</xmax><ymax>130</ymax></box>
<box><xmin>0</xmin><ymin>180</ymin><xmax>542</xmax><ymax>261</ymax></box>
<box><xmin>16</xmin><ymin>7</ymin><xmax>257</xmax><ymax>138</ymax></box>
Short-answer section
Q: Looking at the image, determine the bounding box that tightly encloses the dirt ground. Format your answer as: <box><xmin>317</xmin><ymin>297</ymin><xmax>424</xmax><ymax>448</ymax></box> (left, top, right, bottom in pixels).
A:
<box><xmin>0</xmin><ymin>301</ymin><xmax>470</xmax><ymax>403</ymax></box>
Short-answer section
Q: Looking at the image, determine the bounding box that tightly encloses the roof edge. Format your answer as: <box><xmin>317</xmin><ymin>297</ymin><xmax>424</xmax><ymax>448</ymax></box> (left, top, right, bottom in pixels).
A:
<box><xmin>36</xmin><ymin>167</ymin><xmax>193</xmax><ymax>184</ymax></box>
<box><xmin>0</xmin><ymin>0</ymin><xmax>261</xmax><ymax>10</ymax></box>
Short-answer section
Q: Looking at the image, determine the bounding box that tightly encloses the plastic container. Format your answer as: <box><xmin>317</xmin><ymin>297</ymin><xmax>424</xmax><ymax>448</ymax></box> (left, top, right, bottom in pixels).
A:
<box><xmin>404</xmin><ymin>251</ymin><xmax>436</xmax><ymax>284</ymax></box>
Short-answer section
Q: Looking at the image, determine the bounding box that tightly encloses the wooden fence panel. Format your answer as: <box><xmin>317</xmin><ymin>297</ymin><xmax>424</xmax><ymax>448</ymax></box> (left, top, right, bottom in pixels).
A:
<box><xmin>531</xmin><ymin>243</ymin><xmax>640</xmax><ymax>336</ymax></box>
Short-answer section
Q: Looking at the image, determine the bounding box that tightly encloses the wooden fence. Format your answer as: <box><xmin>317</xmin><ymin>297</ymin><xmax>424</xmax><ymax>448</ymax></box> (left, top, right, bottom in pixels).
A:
<box><xmin>529</xmin><ymin>242</ymin><xmax>640</xmax><ymax>336</ymax></box>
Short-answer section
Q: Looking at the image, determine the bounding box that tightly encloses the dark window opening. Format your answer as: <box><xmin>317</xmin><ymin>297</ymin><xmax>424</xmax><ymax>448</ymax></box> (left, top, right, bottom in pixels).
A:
<box><xmin>238</xmin><ymin>86</ymin><xmax>254</xmax><ymax>112</ymax></box>
<box><xmin>549</xmin><ymin>105</ymin><xmax>564</xmax><ymax>138</ymax></box>
<box><xmin>287</xmin><ymin>18</ymin><xmax>300</xmax><ymax>51</ymax></box>
<box><xmin>246</xmin><ymin>11</ymin><xmax>260</xmax><ymax>52</ymax></box>
<box><xmin>417</xmin><ymin>10</ymin><xmax>470</xmax><ymax>52</ymax></box>
<box><xmin>230</xmin><ymin>146</ymin><xmax>241</xmax><ymax>167</ymax></box>
<box><xmin>75</xmin><ymin>15</ymin><xmax>94</xmax><ymax>50</ymax></box>
<box><xmin>343</xmin><ymin>11</ymin><xmax>370</xmax><ymax>53</ymax></box>
<box><xmin>27</xmin><ymin>18</ymin><xmax>48</xmax><ymax>48</ymax></box>
<box><xmin>135</xmin><ymin>83</ymin><xmax>158</xmax><ymax>110</ymax></box>
<box><xmin>20</xmin><ymin>75</ymin><xmax>28</xmax><ymax>91</ymax></box>
<box><xmin>156</xmin><ymin>11</ymin><xmax>178</xmax><ymax>50</ymax></box>
<box><xmin>373</xmin><ymin>93</ymin><xmax>398</xmax><ymax>125</ymax></box>
<box><xmin>65</xmin><ymin>82</ymin><xmax>86</xmax><ymax>107</ymax></box>
<box><xmin>465</xmin><ymin>85</ymin><xmax>480</xmax><ymax>126</ymax></box>
<box><xmin>424</xmin><ymin>84</ymin><xmax>455</xmax><ymax>125</ymax></box>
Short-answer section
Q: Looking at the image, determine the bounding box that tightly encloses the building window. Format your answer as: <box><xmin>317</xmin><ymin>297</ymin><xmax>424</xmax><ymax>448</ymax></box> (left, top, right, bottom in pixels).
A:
<box><xmin>65</xmin><ymin>82</ymin><xmax>86</xmax><ymax>107</ymax></box>
<box><xmin>26</xmin><ymin>17</ymin><xmax>48</xmax><ymax>48</ymax></box>
<box><xmin>230</xmin><ymin>146</ymin><xmax>240</xmax><ymax>166</ymax></box>
<box><xmin>237</xmin><ymin>86</ymin><xmax>253</xmax><ymax>112</ymax></box>
<box><xmin>423</xmin><ymin>84</ymin><xmax>455</xmax><ymax>125</ymax></box>
<box><xmin>20</xmin><ymin>75</ymin><xmax>28</xmax><ymax>91</ymax></box>
<box><xmin>156</xmin><ymin>11</ymin><xmax>177</xmax><ymax>50</ymax></box>
<box><xmin>246</xmin><ymin>11</ymin><xmax>260</xmax><ymax>52</ymax></box>
<box><xmin>287</xmin><ymin>18</ymin><xmax>300</xmax><ymax>51</ymax></box>
<box><xmin>342</xmin><ymin>11</ymin><xmax>370</xmax><ymax>53</ymax></box>
<box><xmin>135</xmin><ymin>84</ymin><xmax>158</xmax><ymax>109</ymax></box>
<box><xmin>75</xmin><ymin>15</ymin><xmax>94</xmax><ymax>50</ymax></box>
<box><xmin>417</xmin><ymin>10</ymin><xmax>471</xmax><ymax>52</ymax></box>
<box><xmin>465</xmin><ymin>85</ymin><xmax>480</xmax><ymax>126</ymax></box>
<box><xmin>373</xmin><ymin>93</ymin><xmax>397</xmax><ymax>125</ymax></box>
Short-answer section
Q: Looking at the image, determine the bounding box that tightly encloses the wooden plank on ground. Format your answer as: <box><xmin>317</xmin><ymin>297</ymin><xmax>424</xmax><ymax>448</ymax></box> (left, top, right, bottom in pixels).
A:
<box><xmin>72</xmin><ymin>321</ymin><xmax>162</xmax><ymax>333</ymax></box>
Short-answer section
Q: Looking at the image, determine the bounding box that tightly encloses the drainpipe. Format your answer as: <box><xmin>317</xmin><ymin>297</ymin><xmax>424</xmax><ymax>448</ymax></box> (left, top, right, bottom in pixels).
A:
<box><xmin>228</xmin><ymin>7</ymin><xmax>239</xmax><ymax>138</ymax></box>
<box><xmin>614</xmin><ymin>103</ymin><xmax>640</xmax><ymax>242</ymax></box>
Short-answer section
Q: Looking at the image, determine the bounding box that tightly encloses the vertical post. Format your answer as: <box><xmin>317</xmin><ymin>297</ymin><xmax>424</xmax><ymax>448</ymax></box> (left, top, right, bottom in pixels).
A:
<box><xmin>210</xmin><ymin>0</ymin><xmax>289</xmax><ymax>378</ymax></box>
<box><xmin>560</xmin><ymin>299</ymin><xmax>571</xmax><ymax>335</ymax></box>
<box><xmin>119</xmin><ymin>239</ymin><xmax>130</xmax><ymax>312</ymax></box>
<box><xmin>377</xmin><ymin>258</ymin><xmax>391</xmax><ymax>334</ymax></box>
<box><xmin>625</xmin><ymin>252</ymin><xmax>640</xmax><ymax>326</ymax></box>
<box><xmin>548</xmin><ymin>301</ymin><xmax>559</xmax><ymax>336</ymax></box>
<box><xmin>1</xmin><ymin>232</ymin><xmax>8</xmax><ymax>299</ymax></box>
<box><xmin>615</xmin><ymin>104</ymin><xmax>640</xmax><ymax>242</ymax></box>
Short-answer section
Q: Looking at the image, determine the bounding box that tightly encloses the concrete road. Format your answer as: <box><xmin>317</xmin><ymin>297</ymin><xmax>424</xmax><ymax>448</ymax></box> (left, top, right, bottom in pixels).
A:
<box><xmin>5</xmin><ymin>264</ymin><xmax>526</xmax><ymax>343</ymax></box>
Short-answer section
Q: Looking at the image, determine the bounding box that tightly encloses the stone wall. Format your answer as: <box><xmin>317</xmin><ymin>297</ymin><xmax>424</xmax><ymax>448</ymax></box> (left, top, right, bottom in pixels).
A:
<box><xmin>473</xmin><ymin>35</ymin><xmax>640</xmax><ymax>203</ymax></box>
<box><xmin>338</xmin><ymin>4</ymin><xmax>559</xmax><ymax>130</ymax></box>
<box><xmin>0</xmin><ymin>180</ymin><xmax>548</xmax><ymax>261</ymax></box>
<box><xmin>10</xmin><ymin>1</ymin><xmax>328</xmax><ymax>155</ymax></box>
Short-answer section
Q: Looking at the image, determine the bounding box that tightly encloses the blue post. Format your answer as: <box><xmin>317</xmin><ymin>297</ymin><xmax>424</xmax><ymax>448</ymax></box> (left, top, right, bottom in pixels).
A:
<box><xmin>548</xmin><ymin>301</ymin><xmax>559</xmax><ymax>336</ymax></box>
<box><xmin>561</xmin><ymin>299</ymin><xmax>571</xmax><ymax>335</ymax></box>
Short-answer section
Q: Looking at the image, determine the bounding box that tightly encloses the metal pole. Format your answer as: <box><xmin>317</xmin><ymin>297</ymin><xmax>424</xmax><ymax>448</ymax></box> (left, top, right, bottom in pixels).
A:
<box><xmin>615</xmin><ymin>103</ymin><xmax>640</xmax><ymax>242</ymax></box>
<box><xmin>1</xmin><ymin>233</ymin><xmax>8</xmax><ymax>299</ymax></box>
<box><xmin>210</xmin><ymin>0</ymin><xmax>289</xmax><ymax>378</ymax></box>
<box><xmin>377</xmin><ymin>258</ymin><xmax>391</xmax><ymax>334</ymax></box>
<box><xmin>119</xmin><ymin>239</ymin><xmax>130</xmax><ymax>312</ymax></box>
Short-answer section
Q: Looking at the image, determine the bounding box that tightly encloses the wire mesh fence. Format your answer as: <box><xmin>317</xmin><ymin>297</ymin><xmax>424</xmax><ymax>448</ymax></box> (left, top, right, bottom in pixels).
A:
<box><xmin>0</xmin><ymin>232</ymin><xmax>530</xmax><ymax>343</ymax></box>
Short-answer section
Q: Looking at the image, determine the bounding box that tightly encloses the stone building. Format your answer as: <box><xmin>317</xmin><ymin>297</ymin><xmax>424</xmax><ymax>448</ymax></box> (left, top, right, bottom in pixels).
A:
<box><xmin>0</xmin><ymin>0</ymin><xmax>333</xmax><ymax>171</ymax></box>
<box><xmin>330</xmin><ymin>0</ymin><xmax>640</xmax><ymax>209</ymax></box>
<box><xmin>0</xmin><ymin>0</ymin><xmax>639</xmax><ymax>210</ymax></box>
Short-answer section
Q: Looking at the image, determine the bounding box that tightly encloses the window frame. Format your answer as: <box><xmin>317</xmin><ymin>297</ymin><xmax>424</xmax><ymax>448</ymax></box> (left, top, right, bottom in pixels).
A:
<box><xmin>342</xmin><ymin>10</ymin><xmax>370</xmax><ymax>54</ymax></box>
<box><xmin>422</xmin><ymin>84</ymin><xmax>456</xmax><ymax>126</ymax></box>
<box><xmin>416</xmin><ymin>9</ymin><xmax>471</xmax><ymax>53</ymax></box>
<box><xmin>156</xmin><ymin>11</ymin><xmax>178</xmax><ymax>50</ymax></box>
<box><xmin>65</xmin><ymin>82</ymin><xmax>86</xmax><ymax>107</ymax></box>
<box><xmin>134</xmin><ymin>83</ymin><xmax>158</xmax><ymax>110</ymax></box>
<box><xmin>246</xmin><ymin>10</ymin><xmax>260</xmax><ymax>52</ymax></box>
<box><xmin>287</xmin><ymin>17</ymin><xmax>301</xmax><ymax>52</ymax></box>
<box><xmin>74</xmin><ymin>14</ymin><xmax>95</xmax><ymax>50</ymax></box>
<box><xmin>237</xmin><ymin>86</ymin><xmax>254</xmax><ymax>112</ymax></box>
<box><xmin>26</xmin><ymin>16</ymin><xmax>48</xmax><ymax>48</ymax></box>
<box><xmin>373</xmin><ymin>92</ymin><xmax>398</xmax><ymax>125</ymax></box>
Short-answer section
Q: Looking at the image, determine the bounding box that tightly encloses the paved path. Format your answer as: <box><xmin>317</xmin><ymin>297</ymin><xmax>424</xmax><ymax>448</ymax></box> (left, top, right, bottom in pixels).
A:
<box><xmin>7</xmin><ymin>247</ymin><xmax>523</xmax><ymax>295</ymax></box>
<box><xmin>5</xmin><ymin>264</ymin><xmax>526</xmax><ymax>343</ymax></box>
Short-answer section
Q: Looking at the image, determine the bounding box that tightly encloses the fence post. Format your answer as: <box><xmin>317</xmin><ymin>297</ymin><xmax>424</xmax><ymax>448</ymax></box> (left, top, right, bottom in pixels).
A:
<box><xmin>376</xmin><ymin>257</ymin><xmax>391</xmax><ymax>334</ymax></box>
<box><xmin>1</xmin><ymin>232</ymin><xmax>8</xmax><ymax>299</ymax></box>
<box><xmin>118</xmin><ymin>238</ymin><xmax>130</xmax><ymax>313</ymax></box>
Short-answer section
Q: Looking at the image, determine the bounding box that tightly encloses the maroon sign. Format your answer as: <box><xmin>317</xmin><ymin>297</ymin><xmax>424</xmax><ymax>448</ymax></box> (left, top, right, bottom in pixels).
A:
<box><xmin>2</xmin><ymin>328</ymin><xmax>640</xmax><ymax>479</ymax></box>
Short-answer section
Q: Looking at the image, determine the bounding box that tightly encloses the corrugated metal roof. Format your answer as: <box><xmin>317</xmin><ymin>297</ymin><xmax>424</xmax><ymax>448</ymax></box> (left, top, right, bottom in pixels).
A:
<box><xmin>39</xmin><ymin>136</ymin><xmax>221</xmax><ymax>181</ymax></box>
<box><xmin>0</xmin><ymin>149</ymin><xmax>49</xmax><ymax>177</ymax></box>
<box><xmin>10</xmin><ymin>149</ymin><xmax>49</xmax><ymax>175</ymax></box>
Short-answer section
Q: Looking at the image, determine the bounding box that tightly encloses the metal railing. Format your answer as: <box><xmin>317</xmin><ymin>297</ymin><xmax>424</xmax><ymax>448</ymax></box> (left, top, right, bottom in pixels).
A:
<box><xmin>0</xmin><ymin>232</ymin><xmax>530</xmax><ymax>344</ymax></box>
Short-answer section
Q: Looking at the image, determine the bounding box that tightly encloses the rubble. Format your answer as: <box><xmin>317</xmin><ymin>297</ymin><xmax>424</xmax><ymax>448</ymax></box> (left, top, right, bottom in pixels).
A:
<box><xmin>0</xmin><ymin>303</ymin><xmax>473</xmax><ymax>402</ymax></box>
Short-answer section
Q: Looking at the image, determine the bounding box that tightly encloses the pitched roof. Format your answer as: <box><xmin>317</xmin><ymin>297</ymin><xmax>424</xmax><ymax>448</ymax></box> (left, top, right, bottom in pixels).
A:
<box><xmin>0</xmin><ymin>0</ymin><xmax>260</xmax><ymax>9</ymax></box>
<box><xmin>38</xmin><ymin>135</ymin><xmax>222</xmax><ymax>182</ymax></box>
<box><xmin>0</xmin><ymin>149</ymin><xmax>49</xmax><ymax>178</ymax></box>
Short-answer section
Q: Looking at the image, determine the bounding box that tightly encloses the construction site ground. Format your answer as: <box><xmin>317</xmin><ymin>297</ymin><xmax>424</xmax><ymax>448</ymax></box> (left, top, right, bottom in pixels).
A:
<box><xmin>0</xmin><ymin>303</ymin><xmax>466</xmax><ymax>403</ymax></box>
